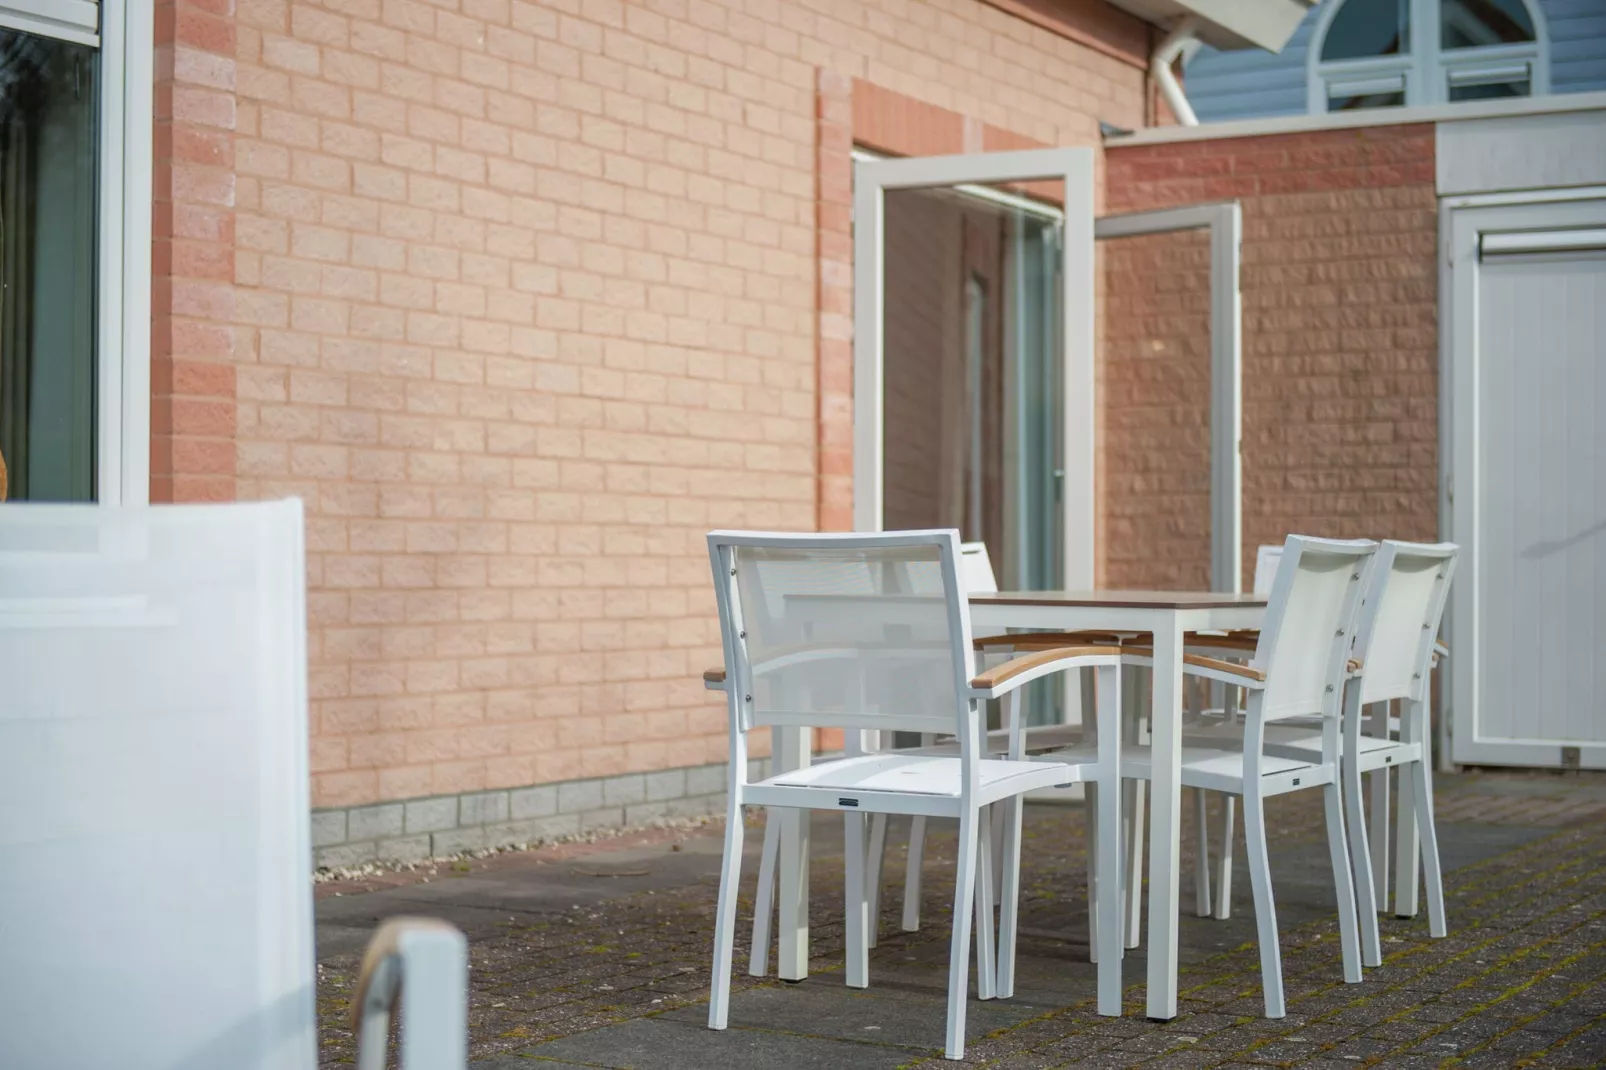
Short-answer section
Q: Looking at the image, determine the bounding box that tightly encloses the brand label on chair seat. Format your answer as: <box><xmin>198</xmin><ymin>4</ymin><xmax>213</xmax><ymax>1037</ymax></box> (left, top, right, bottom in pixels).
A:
<box><xmin>839</xmin><ymin>797</ymin><xmax>859</xmax><ymax>807</ymax></box>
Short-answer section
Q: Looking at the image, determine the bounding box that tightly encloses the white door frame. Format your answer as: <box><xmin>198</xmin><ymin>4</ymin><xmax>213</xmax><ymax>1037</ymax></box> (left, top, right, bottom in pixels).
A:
<box><xmin>0</xmin><ymin>0</ymin><xmax>154</xmax><ymax>505</ymax></box>
<box><xmin>853</xmin><ymin>148</ymin><xmax>1097</xmax><ymax>589</ymax></box>
<box><xmin>1442</xmin><ymin>189</ymin><xmax>1606</xmax><ymax>768</ymax></box>
<box><xmin>1095</xmin><ymin>203</ymin><xmax>1244</xmax><ymax>594</ymax></box>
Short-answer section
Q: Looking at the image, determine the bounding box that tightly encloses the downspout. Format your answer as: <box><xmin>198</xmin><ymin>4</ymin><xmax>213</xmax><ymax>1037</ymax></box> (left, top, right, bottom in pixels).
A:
<box><xmin>1151</xmin><ymin>16</ymin><xmax>1202</xmax><ymax>127</ymax></box>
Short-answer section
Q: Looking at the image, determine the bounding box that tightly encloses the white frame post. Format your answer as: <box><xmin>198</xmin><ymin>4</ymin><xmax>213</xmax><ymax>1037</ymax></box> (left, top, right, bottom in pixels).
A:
<box><xmin>853</xmin><ymin>148</ymin><xmax>1097</xmax><ymax>590</ymax></box>
<box><xmin>0</xmin><ymin>0</ymin><xmax>154</xmax><ymax>505</ymax></box>
<box><xmin>1095</xmin><ymin>202</ymin><xmax>1244</xmax><ymax>594</ymax></box>
<box><xmin>98</xmin><ymin>0</ymin><xmax>156</xmax><ymax>506</ymax></box>
<box><xmin>1441</xmin><ymin>190</ymin><xmax>1606</xmax><ymax>770</ymax></box>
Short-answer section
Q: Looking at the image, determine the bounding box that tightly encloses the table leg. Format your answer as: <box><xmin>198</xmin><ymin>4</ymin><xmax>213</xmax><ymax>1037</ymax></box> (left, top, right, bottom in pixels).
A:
<box><xmin>776</xmin><ymin>725</ymin><xmax>811</xmax><ymax>980</ymax></box>
<box><xmin>1146</xmin><ymin>616</ymin><xmax>1184</xmax><ymax>1020</ymax></box>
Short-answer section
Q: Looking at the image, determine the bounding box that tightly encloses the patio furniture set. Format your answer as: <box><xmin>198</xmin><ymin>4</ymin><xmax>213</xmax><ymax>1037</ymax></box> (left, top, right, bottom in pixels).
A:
<box><xmin>701</xmin><ymin>528</ymin><xmax>1457</xmax><ymax>1060</ymax></box>
<box><xmin>0</xmin><ymin>501</ymin><xmax>1454</xmax><ymax>1069</ymax></box>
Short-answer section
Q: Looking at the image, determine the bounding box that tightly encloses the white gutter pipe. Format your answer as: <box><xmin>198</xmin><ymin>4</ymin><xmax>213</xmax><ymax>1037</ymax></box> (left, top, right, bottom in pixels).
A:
<box><xmin>1151</xmin><ymin>16</ymin><xmax>1202</xmax><ymax>127</ymax></box>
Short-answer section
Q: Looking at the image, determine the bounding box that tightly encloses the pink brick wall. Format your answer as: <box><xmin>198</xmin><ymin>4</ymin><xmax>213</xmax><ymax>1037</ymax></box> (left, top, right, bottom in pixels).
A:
<box><xmin>208</xmin><ymin>0</ymin><xmax>1148</xmax><ymax>807</ymax></box>
<box><xmin>1105</xmin><ymin>125</ymin><xmax>1440</xmax><ymax>587</ymax></box>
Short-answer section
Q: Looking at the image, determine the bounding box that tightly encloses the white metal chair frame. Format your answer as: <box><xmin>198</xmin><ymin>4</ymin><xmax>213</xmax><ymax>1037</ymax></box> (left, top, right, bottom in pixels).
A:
<box><xmin>1113</xmin><ymin>535</ymin><xmax>1375</xmax><ymax>1017</ymax></box>
<box><xmin>703</xmin><ymin>530</ymin><xmax>1126</xmax><ymax>1061</ymax></box>
<box><xmin>1253</xmin><ymin>540</ymin><xmax>1458</xmax><ymax>965</ymax></box>
<box><xmin>1189</xmin><ymin>541</ymin><xmax>1456</xmax><ymax>949</ymax></box>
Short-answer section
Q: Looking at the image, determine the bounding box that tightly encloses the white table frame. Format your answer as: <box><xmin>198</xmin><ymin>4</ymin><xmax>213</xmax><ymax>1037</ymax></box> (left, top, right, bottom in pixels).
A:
<box><xmin>969</xmin><ymin>591</ymin><xmax>1264</xmax><ymax>1019</ymax></box>
<box><xmin>764</xmin><ymin>590</ymin><xmax>1266</xmax><ymax>1017</ymax></box>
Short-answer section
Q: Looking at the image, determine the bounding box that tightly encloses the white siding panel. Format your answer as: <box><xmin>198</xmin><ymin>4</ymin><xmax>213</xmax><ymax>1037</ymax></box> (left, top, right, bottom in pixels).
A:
<box><xmin>1475</xmin><ymin>253</ymin><xmax>1606</xmax><ymax>746</ymax></box>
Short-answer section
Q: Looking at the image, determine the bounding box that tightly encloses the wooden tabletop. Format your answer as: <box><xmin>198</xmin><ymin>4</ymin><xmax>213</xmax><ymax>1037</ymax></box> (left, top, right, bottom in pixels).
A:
<box><xmin>970</xmin><ymin>590</ymin><xmax>1267</xmax><ymax>610</ymax></box>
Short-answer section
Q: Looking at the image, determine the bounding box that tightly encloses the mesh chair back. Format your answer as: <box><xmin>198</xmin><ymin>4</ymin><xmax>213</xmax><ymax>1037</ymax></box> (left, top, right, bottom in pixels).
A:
<box><xmin>0</xmin><ymin>501</ymin><xmax>314</xmax><ymax>1070</ymax></box>
<box><xmin>710</xmin><ymin>531</ymin><xmax>970</xmax><ymax>736</ymax></box>
<box><xmin>1256</xmin><ymin>535</ymin><xmax>1376</xmax><ymax>721</ymax></box>
<box><xmin>959</xmin><ymin>542</ymin><xmax>999</xmax><ymax>594</ymax></box>
<box><xmin>1356</xmin><ymin>540</ymin><xmax>1458</xmax><ymax>706</ymax></box>
<box><xmin>1252</xmin><ymin>543</ymin><xmax>1283</xmax><ymax>596</ymax></box>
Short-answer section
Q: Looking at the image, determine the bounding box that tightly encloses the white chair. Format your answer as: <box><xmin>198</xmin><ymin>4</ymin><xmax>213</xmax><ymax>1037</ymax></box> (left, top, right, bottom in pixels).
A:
<box><xmin>1251</xmin><ymin>540</ymin><xmax>1457</xmax><ymax>965</ymax></box>
<box><xmin>1192</xmin><ymin>540</ymin><xmax>1453</xmax><ymax>932</ymax></box>
<box><xmin>703</xmin><ymin>529</ymin><xmax>1126</xmax><ymax>1060</ymax></box>
<box><xmin>0</xmin><ymin>501</ymin><xmax>467</xmax><ymax>1070</ymax></box>
<box><xmin>1117</xmin><ymin>535</ymin><xmax>1373</xmax><ymax>1017</ymax></box>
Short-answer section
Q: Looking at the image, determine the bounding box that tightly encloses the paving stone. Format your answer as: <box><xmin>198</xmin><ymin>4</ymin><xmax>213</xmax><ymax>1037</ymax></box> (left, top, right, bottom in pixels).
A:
<box><xmin>557</xmin><ymin>778</ymin><xmax>603</xmax><ymax>814</ymax></box>
<box><xmin>509</xmin><ymin>785</ymin><xmax>558</xmax><ymax>820</ymax></box>
<box><xmin>517</xmin><ymin>1016</ymin><xmax>913</xmax><ymax>1069</ymax></box>
<box><xmin>404</xmin><ymin>796</ymin><xmax>458</xmax><ymax>834</ymax></box>
<box><xmin>603</xmin><ymin>774</ymin><xmax>646</xmax><ymax>808</ymax></box>
<box><xmin>347</xmin><ymin>803</ymin><xmax>404</xmax><ymax>842</ymax></box>
<box><xmin>459</xmin><ymin>791</ymin><xmax>510</xmax><ymax>827</ymax></box>
<box><xmin>310</xmin><ymin>809</ymin><xmax>348</xmax><ymax>848</ymax></box>
<box><xmin>313</xmin><ymin>770</ymin><xmax>1606</xmax><ymax>1070</ymax></box>
<box><xmin>645</xmin><ymin>769</ymin><xmax>687</xmax><ymax>802</ymax></box>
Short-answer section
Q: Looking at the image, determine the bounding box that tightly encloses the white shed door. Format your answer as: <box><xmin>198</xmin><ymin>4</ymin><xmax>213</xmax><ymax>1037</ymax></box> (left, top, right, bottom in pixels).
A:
<box><xmin>1450</xmin><ymin>197</ymin><xmax>1606</xmax><ymax>768</ymax></box>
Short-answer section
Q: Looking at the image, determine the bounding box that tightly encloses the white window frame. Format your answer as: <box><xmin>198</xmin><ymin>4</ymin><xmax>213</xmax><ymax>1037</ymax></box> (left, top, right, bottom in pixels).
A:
<box><xmin>0</xmin><ymin>0</ymin><xmax>153</xmax><ymax>504</ymax></box>
<box><xmin>1095</xmin><ymin>203</ymin><xmax>1244</xmax><ymax>595</ymax></box>
<box><xmin>1309</xmin><ymin>0</ymin><xmax>1549</xmax><ymax>114</ymax></box>
<box><xmin>853</xmin><ymin>149</ymin><xmax>1097</xmax><ymax>588</ymax></box>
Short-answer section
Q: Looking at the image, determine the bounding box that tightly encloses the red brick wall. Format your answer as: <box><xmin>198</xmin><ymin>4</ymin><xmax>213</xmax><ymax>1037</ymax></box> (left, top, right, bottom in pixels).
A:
<box><xmin>1101</xmin><ymin>227</ymin><xmax>1212</xmax><ymax>589</ymax></box>
<box><xmin>152</xmin><ymin>0</ymin><xmax>240</xmax><ymax>504</ymax></box>
<box><xmin>208</xmin><ymin>0</ymin><xmax>1147</xmax><ymax>808</ymax></box>
<box><xmin>1105</xmin><ymin>125</ymin><xmax>1439</xmax><ymax>586</ymax></box>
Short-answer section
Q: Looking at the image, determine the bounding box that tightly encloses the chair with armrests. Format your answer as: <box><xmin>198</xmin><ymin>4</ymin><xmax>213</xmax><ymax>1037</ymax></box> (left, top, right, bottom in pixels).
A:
<box><xmin>1113</xmin><ymin>535</ymin><xmax>1374</xmax><ymax>1016</ymax></box>
<box><xmin>702</xmin><ymin>529</ymin><xmax>1127</xmax><ymax>1060</ymax></box>
<box><xmin>0</xmin><ymin>500</ymin><xmax>467</xmax><ymax>1070</ymax></box>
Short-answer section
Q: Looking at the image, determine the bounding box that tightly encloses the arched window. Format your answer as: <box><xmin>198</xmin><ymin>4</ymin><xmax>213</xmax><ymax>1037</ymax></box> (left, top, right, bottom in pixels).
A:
<box><xmin>1309</xmin><ymin>0</ymin><xmax>1548</xmax><ymax>112</ymax></box>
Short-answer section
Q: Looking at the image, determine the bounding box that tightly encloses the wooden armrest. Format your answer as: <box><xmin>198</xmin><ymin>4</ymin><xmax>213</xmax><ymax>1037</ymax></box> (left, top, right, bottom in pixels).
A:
<box><xmin>1183</xmin><ymin>632</ymin><xmax>1258</xmax><ymax>652</ymax></box>
<box><xmin>1123</xmin><ymin>646</ymin><xmax>1267</xmax><ymax>682</ymax></box>
<box><xmin>703</xmin><ymin>667</ymin><xmax>726</xmax><ymax>684</ymax></box>
<box><xmin>1348</xmin><ymin>658</ymin><xmax>1362</xmax><ymax>673</ymax></box>
<box><xmin>969</xmin><ymin>645</ymin><xmax>1122</xmax><ymax>691</ymax></box>
<box><xmin>352</xmin><ymin>915</ymin><xmax>465</xmax><ymax>1029</ymax></box>
<box><xmin>975</xmin><ymin>630</ymin><xmax>1136</xmax><ymax>650</ymax></box>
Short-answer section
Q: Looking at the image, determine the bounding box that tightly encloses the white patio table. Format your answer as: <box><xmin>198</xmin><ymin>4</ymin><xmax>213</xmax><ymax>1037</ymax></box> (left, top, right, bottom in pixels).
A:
<box><xmin>763</xmin><ymin>588</ymin><xmax>1265</xmax><ymax>1020</ymax></box>
<box><xmin>968</xmin><ymin>589</ymin><xmax>1267</xmax><ymax>1019</ymax></box>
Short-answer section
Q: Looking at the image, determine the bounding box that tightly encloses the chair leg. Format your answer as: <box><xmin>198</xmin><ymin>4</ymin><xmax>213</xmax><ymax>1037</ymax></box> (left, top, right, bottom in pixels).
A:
<box><xmin>707</xmin><ymin>801</ymin><xmax>747</xmax><ymax>1030</ymax></box>
<box><xmin>902</xmin><ymin>816</ymin><xmax>927</xmax><ymax>933</ymax></box>
<box><xmin>1241</xmin><ymin>791</ymin><xmax>1285</xmax><ymax>1018</ymax></box>
<box><xmin>944</xmin><ymin>807</ymin><xmax>981</xmax><ymax>1061</ymax></box>
<box><xmin>1369</xmin><ymin>768</ymin><xmax>1391</xmax><ymax>913</ymax></box>
<box><xmin>843</xmin><ymin>812</ymin><xmax>869</xmax><ymax>989</ymax></box>
<box><xmin>1085</xmin><ymin>783</ymin><xmax>1100</xmax><ymax>964</ymax></box>
<box><xmin>1095</xmin><ymin>769</ymin><xmax>1124</xmax><ymax>1015</ymax></box>
<box><xmin>1213</xmin><ymin>795</ymin><xmax>1235</xmax><ymax>921</ymax></box>
<box><xmin>1322</xmin><ymin>781</ymin><xmax>1363</xmax><ymax>984</ymax></box>
<box><xmin>866</xmin><ymin>813</ymin><xmax>887</xmax><ymax>950</ymax></box>
<box><xmin>1345</xmin><ymin>759</ymin><xmax>1383</xmax><ymax>968</ymax></box>
<box><xmin>991</xmin><ymin>803</ymin><xmax>1008</xmax><ymax>909</ymax></box>
<box><xmin>996</xmin><ymin>795</ymin><xmax>1026</xmax><ymax>999</ymax></box>
<box><xmin>1411</xmin><ymin>699</ymin><xmax>1449</xmax><ymax>939</ymax></box>
<box><xmin>1123</xmin><ymin>779</ymin><xmax>1145</xmax><ymax>950</ymax></box>
<box><xmin>1193</xmin><ymin>788</ymin><xmax>1212</xmax><ymax>918</ymax></box>
<box><xmin>1395</xmin><ymin>753</ymin><xmax>1420</xmax><ymax>919</ymax></box>
<box><xmin>975</xmin><ymin>806</ymin><xmax>998</xmax><ymax>1001</ymax></box>
<box><xmin>748</xmin><ymin>808</ymin><xmax>779</xmax><ymax>977</ymax></box>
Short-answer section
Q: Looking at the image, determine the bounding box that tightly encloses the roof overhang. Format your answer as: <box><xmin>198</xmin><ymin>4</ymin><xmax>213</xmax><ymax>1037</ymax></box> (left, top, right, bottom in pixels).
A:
<box><xmin>1107</xmin><ymin>0</ymin><xmax>1314</xmax><ymax>52</ymax></box>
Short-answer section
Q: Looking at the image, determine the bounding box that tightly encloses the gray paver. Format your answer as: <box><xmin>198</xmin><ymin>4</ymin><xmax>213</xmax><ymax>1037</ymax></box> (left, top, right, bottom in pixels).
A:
<box><xmin>517</xmin><ymin>1016</ymin><xmax>913</xmax><ymax>1069</ymax></box>
<box><xmin>315</xmin><ymin>770</ymin><xmax>1606</xmax><ymax>1070</ymax></box>
<box><xmin>404</xmin><ymin>796</ymin><xmax>458</xmax><ymax>834</ymax></box>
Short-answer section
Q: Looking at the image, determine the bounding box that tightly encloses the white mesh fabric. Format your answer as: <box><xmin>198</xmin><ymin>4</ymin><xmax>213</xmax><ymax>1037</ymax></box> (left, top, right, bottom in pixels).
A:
<box><xmin>0</xmin><ymin>502</ymin><xmax>314</xmax><ymax>1070</ymax></box>
<box><xmin>1260</xmin><ymin>544</ymin><xmax>1368</xmax><ymax>720</ymax></box>
<box><xmin>733</xmin><ymin>542</ymin><xmax>964</xmax><ymax>731</ymax></box>
<box><xmin>1358</xmin><ymin>547</ymin><xmax>1451</xmax><ymax>705</ymax></box>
